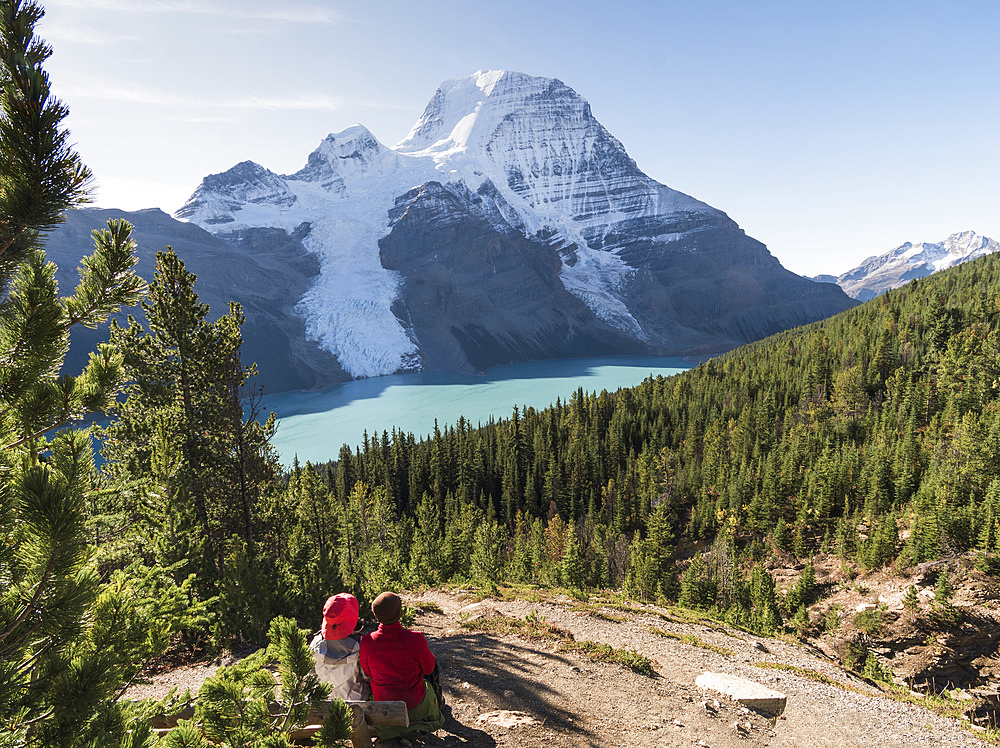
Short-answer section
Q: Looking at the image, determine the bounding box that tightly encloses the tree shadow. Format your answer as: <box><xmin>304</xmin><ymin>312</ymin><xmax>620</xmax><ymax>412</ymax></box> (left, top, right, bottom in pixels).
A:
<box><xmin>428</xmin><ymin>632</ymin><xmax>595</xmax><ymax>744</ymax></box>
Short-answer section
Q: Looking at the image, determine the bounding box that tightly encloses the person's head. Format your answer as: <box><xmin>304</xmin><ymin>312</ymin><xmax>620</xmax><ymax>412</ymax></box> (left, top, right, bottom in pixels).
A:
<box><xmin>321</xmin><ymin>593</ymin><xmax>360</xmax><ymax>640</ymax></box>
<box><xmin>372</xmin><ymin>591</ymin><xmax>402</xmax><ymax>626</ymax></box>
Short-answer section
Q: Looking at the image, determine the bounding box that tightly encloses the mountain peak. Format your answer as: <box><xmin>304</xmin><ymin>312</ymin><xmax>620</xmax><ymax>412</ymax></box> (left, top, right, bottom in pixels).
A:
<box><xmin>173</xmin><ymin>70</ymin><xmax>854</xmax><ymax>378</ymax></box>
<box><xmin>468</xmin><ymin>68</ymin><xmax>509</xmax><ymax>95</ymax></box>
<box><xmin>394</xmin><ymin>70</ymin><xmax>572</xmax><ymax>157</ymax></box>
<box><xmin>176</xmin><ymin>160</ymin><xmax>296</xmax><ymax>224</ymax></box>
<box><xmin>290</xmin><ymin>125</ymin><xmax>395</xmax><ymax>189</ymax></box>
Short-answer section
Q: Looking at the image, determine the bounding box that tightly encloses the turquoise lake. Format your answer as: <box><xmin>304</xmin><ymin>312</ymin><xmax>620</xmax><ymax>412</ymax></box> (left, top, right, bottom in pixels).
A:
<box><xmin>264</xmin><ymin>356</ymin><xmax>694</xmax><ymax>466</ymax></box>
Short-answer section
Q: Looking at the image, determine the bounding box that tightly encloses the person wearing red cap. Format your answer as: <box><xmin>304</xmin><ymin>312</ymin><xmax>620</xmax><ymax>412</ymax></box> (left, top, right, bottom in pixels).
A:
<box><xmin>359</xmin><ymin>591</ymin><xmax>445</xmax><ymax>741</ymax></box>
<box><xmin>310</xmin><ymin>592</ymin><xmax>368</xmax><ymax>701</ymax></box>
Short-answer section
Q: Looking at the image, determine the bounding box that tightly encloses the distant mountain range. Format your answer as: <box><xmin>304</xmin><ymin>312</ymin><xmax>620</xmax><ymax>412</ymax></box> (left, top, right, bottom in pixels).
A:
<box><xmin>52</xmin><ymin>70</ymin><xmax>855</xmax><ymax>392</ymax></box>
<box><xmin>813</xmin><ymin>231</ymin><xmax>999</xmax><ymax>301</ymax></box>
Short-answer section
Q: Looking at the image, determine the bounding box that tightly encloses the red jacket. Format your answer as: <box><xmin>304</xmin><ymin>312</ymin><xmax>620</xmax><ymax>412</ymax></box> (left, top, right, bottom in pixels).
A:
<box><xmin>359</xmin><ymin>622</ymin><xmax>436</xmax><ymax>709</ymax></box>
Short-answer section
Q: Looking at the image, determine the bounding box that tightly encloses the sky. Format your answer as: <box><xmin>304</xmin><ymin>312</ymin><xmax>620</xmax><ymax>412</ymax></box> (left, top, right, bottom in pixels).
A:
<box><xmin>37</xmin><ymin>0</ymin><xmax>1000</xmax><ymax>277</ymax></box>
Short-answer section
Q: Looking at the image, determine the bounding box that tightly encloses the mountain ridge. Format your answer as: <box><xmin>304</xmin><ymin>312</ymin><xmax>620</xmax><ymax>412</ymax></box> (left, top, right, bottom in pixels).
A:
<box><xmin>174</xmin><ymin>69</ymin><xmax>854</xmax><ymax>380</ymax></box>
<box><xmin>815</xmin><ymin>230</ymin><xmax>999</xmax><ymax>301</ymax></box>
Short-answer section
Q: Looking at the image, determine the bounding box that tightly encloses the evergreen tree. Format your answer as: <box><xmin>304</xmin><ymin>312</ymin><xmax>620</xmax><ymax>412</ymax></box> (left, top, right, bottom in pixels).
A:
<box><xmin>786</xmin><ymin>559</ymin><xmax>816</xmax><ymax>613</ymax></box>
<box><xmin>678</xmin><ymin>554</ymin><xmax>708</xmax><ymax>609</ymax></box>
<box><xmin>748</xmin><ymin>565</ymin><xmax>781</xmax><ymax>635</ymax></box>
<box><xmin>933</xmin><ymin>568</ymin><xmax>952</xmax><ymax>607</ymax></box>
<box><xmin>102</xmin><ymin>248</ymin><xmax>281</xmax><ymax>645</ymax></box>
<box><xmin>471</xmin><ymin>519</ymin><xmax>507</xmax><ymax>592</ymax></box>
<box><xmin>559</xmin><ymin>522</ymin><xmax>585</xmax><ymax>590</ymax></box>
<box><xmin>0</xmin><ymin>2</ymin><xmax>163</xmax><ymax>743</ymax></box>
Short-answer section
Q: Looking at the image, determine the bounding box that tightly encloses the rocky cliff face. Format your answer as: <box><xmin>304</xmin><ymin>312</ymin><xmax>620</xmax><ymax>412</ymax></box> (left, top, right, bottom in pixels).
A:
<box><xmin>817</xmin><ymin>231</ymin><xmax>1000</xmax><ymax>301</ymax></box>
<box><xmin>379</xmin><ymin>181</ymin><xmax>642</xmax><ymax>372</ymax></box>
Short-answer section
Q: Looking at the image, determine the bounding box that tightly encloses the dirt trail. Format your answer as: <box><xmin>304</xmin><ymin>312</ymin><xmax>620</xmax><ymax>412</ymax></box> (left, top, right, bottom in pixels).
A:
<box><xmin>132</xmin><ymin>590</ymin><xmax>991</xmax><ymax>748</ymax></box>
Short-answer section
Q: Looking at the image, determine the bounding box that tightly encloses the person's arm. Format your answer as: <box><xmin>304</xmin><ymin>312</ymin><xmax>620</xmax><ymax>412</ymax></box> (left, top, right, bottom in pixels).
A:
<box><xmin>416</xmin><ymin>633</ymin><xmax>436</xmax><ymax>676</ymax></box>
<box><xmin>359</xmin><ymin>638</ymin><xmax>371</xmax><ymax>677</ymax></box>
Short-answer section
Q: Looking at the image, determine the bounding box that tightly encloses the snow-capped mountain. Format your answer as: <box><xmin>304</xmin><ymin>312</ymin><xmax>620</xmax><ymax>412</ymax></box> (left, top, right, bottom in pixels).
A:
<box><xmin>817</xmin><ymin>231</ymin><xmax>1000</xmax><ymax>301</ymax></box>
<box><xmin>176</xmin><ymin>70</ymin><xmax>855</xmax><ymax>380</ymax></box>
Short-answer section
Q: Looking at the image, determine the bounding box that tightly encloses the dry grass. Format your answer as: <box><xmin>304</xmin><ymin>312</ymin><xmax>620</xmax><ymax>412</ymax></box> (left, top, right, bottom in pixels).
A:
<box><xmin>647</xmin><ymin>627</ymin><xmax>735</xmax><ymax>656</ymax></box>
<box><xmin>459</xmin><ymin>610</ymin><xmax>657</xmax><ymax>677</ymax></box>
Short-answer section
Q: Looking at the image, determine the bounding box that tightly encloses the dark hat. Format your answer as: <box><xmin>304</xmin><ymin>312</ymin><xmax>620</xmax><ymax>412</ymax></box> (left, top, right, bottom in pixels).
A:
<box><xmin>372</xmin><ymin>591</ymin><xmax>402</xmax><ymax>625</ymax></box>
<box><xmin>322</xmin><ymin>593</ymin><xmax>360</xmax><ymax>640</ymax></box>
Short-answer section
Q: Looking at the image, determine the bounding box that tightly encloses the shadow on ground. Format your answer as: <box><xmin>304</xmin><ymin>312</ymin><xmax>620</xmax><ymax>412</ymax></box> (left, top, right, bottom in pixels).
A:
<box><xmin>427</xmin><ymin>632</ymin><xmax>595</xmax><ymax>745</ymax></box>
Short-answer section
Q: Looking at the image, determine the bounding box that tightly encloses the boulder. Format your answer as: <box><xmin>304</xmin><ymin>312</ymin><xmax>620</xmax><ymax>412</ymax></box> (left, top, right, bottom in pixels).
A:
<box><xmin>695</xmin><ymin>672</ymin><xmax>787</xmax><ymax>716</ymax></box>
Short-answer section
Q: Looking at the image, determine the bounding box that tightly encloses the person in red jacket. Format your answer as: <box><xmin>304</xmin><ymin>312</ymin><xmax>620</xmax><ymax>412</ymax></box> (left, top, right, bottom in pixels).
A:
<box><xmin>359</xmin><ymin>591</ymin><xmax>445</xmax><ymax>741</ymax></box>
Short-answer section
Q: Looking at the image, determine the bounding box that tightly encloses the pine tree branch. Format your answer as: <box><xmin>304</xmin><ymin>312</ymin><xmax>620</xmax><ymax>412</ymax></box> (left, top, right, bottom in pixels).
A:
<box><xmin>9</xmin><ymin>630</ymin><xmax>51</xmax><ymax>676</ymax></box>
<box><xmin>0</xmin><ymin>621</ymin><xmax>44</xmax><ymax>666</ymax></box>
<box><xmin>111</xmin><ymin>652</ymin><xmax>164</xmax><ymax>703</ymax></box>
<box><xmin>277</xmin><ymin>685</ymin><xmax>308</xmax><ymax>733</ymax></box>
<box><xmin>0</xmin><ymin>558</ymin><xmax>54</xmax><ymax>643</ymax></box>
<box><xmin>0</xmin><ymin>213</ymin><xmax>37</xmax><ymax>262</ymax></box>
<box><xmin>17</xmin><ymin>706</ymin><xmax>54</xmax><ymax>728</ymax></box>
<box><xmin>3</xmin><ymin>417</ymin><xmax>69</xmax><ymax>451</ymax></box>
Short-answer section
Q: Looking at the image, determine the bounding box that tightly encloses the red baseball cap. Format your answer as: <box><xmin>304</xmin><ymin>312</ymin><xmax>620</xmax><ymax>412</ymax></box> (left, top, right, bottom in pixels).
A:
<box><xmin>322</xmin><ymin>593</ymin><xmax>360</xmax><ymax>640</ymax></box>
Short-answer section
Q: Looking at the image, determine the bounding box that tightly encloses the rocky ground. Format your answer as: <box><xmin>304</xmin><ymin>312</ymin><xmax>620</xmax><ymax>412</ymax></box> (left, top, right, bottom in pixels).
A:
<box><xmin>132</xmin><ymin>583</ymin><xmax>997</xmax><ymax>748</ymax></box>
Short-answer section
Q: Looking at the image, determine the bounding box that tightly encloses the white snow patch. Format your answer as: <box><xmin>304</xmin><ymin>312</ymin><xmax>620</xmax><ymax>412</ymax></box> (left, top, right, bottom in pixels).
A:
<box><xmin>558</xmin><ymin>241</ymin><xmax>646</xmax><ymax>339</ymax></box>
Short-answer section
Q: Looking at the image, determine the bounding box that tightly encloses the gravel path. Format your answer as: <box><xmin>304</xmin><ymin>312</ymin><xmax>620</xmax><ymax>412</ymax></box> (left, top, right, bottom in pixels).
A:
<box><xmin>412</xmin><ymin>590</ymin><xmax>991</xmax><ymax>748</ymax></box>
<box><xmin>130</xmin><ymin>590</ymin><xmax>993</xmax><ymax>748</ymax></box>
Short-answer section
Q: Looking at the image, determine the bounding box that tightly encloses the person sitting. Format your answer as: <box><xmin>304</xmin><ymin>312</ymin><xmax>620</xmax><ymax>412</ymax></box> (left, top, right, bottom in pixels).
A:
<box><xmin>310</xmin><ymin>592</ymin><xmax>368</xmax><ymax>701</ymax></box>
<box><xmin>359</xmin><ymin>591</ymin><xmax>445</xmax><ymax>741</ymax></box>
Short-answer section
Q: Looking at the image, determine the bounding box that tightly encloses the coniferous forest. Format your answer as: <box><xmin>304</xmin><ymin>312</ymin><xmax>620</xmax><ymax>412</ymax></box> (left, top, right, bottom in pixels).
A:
<box><xmin>4</xmin><ymin>0</ymin><xmax>1000</xmax><ymax>744</ymax></box>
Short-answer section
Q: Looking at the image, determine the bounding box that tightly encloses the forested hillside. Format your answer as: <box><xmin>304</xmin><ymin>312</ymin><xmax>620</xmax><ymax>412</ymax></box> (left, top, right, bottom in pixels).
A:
<box><xmin>284</xmin><ymin>250</ymin><xmax>1000</xmax><ymax>632</ymax></box>
<box><xmin>85</xmin><ymin>222</ymin><xmax>1000</xmax><ymax>677</ymax></box>
<box><xmin>104</xmin><ymin>243</ymin><xmax>997</xmax><ymax>647</ymax></box>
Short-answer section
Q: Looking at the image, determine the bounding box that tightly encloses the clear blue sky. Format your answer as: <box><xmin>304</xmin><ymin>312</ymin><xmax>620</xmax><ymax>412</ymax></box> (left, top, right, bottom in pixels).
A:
<box><xmin>39</xmin><ymin>0</ymin><xmax>1000</xmax><ymax>276</ymax></box>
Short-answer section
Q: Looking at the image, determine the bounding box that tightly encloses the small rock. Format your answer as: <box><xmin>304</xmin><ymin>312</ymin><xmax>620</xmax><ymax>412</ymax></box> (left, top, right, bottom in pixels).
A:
<box><xmin>752</xmin><ymin>642</ymin><xmax>769</xmax><ymax>653</ymax></box>
<box><xmin>476</xmin><ymin>711</ymin><xmax>537</xmax><ymax>729</ymax></box>
<box><xmin>672</xmin><ymin>718</ymin><xmax>683</xmax><ymax>727</ymax></box>
<box><xmin>503</xmin><ymin>689</ymin><xmax>515</xmax><ymax>698</ymax></box>
<box><xmin>569</xmin><ymin>666</ymin><xmax>581</xmax><ymax>672</ymax></box>
<box><xmin>462</xmin><ymin>682</ymin><xmax>471</xmax><ymax>689</ymax></box>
